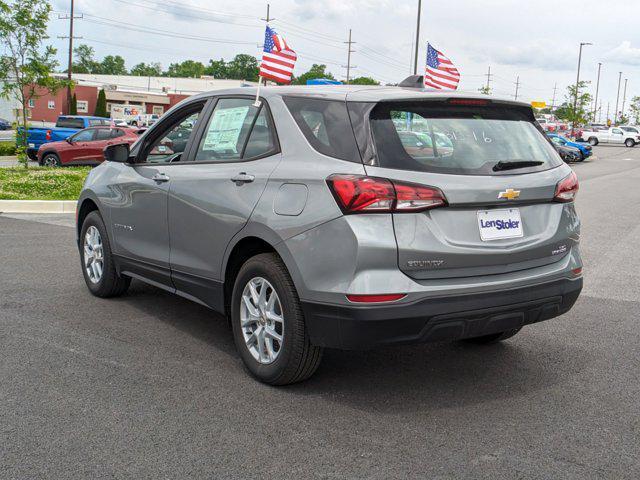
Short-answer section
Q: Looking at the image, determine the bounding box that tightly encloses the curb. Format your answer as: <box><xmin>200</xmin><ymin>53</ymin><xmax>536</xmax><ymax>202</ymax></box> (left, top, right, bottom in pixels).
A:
<box><xmin>0</xmin><ymin>200</ymin><xmax>77</xmax><ymax>213</ymax></box>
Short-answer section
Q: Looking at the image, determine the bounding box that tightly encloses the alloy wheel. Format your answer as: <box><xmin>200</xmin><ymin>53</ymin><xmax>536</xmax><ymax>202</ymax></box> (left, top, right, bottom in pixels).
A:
<box><xmin>43</xmin><ymin>155</ymin><xmax>58</xmax><ymax>167</ymax></box>
<box><xmin>240</xmin><ymin>277</ymin><xmax>284</xmax><ymax>364</ymax></box>
<box><xmin>83</xmin><ymin>226</ymin><xmax>104</xmax><ymax>284</ymax></box>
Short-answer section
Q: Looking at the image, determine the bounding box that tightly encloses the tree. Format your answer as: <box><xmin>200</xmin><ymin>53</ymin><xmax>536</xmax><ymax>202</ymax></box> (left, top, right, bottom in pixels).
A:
<box><xmin>292</xmin><ymin>64</ymin><xmax>336</xmax><ymax>85</ymax></box>
<box><xmin>73</xmin><ymin>44</ymin><xmax>98</xmax><ymax>74</ymax></box>
<box><xmin>94</xmin><ymin>89</ymin><xmax>108</xmax><ymax>118</ymax></box>
<box><xmin>70</xmin><ymin>93</ymin><xmax>77</xmax><ymax>115</ymax></box>
<box><xmin>204</xmin><ymin>58</ymin><xmax>228</xmax><ymax>78</ymax></box>
<box><xmin>478</xmin><ymin>85</ymin><xmax>491</xmax><ymax>95</ymax></box>
<box><xmin>628</xmin><ymin>96</ymin><xmax>640</xmax><ymax>124</ymax></box>
<box><xmin>166</xmin><ymin>60</ymin><xmax>205</xmax><ymax>78</ymax></box>
<box><xmin>97</xmin><ymin>55</ymin><xmax>127</xmax><ymax>75</ymax></box>
<box><xmin>556</xmin><ymin>81</ymin><xmax>592</xmax><ymax>127</ymax></box>
<box><xmin>130</xmin><ymin>62</ymin><xmax>162</xmax><ymax>77</ymax></box>
<box><xmin>226</xmin><ymin>54</ymin><xmax>259</xmax><ymax>81</ymax></box>
<box><xmin>349</xmin><ymin>76</ymin><xmax>379</xmax><ymax>85</ymax></box>
<box><xmin>0</xmin><ymin>0</ymin><xmax>67</xmax><ymax>168</ymax></box>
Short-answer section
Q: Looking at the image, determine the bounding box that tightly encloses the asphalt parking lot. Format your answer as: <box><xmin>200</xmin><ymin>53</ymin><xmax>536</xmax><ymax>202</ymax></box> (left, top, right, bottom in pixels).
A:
<box><xmin>1</xmin><ymin>146</ymin><xmax>639</xmax><ymax>479</ymax></box>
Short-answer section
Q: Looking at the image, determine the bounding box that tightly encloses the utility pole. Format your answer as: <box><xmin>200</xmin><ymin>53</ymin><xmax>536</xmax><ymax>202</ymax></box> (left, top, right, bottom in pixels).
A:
<box><xmin>621</xmin><ymin>78</ymin><xmax>628</xmax><ymax>121</ymax></box>
<box><xmin>412</xmin><ymin>0</ymin><xmax>422</xmax><ymax>75</ymax></box>
<box><xmin>58</xmin><ymin>0</ymin><xmax>82</xmax><ymax>114</ymax></box>
<box><xmin>551</xmin><ymin>83</ymin><xmax>557</xmax><ymax>110</ymax></box>
<box><xmin>260</xmin><ymin>3</ymin><xmax>274</xmax><ymax>22</ymax></box>
<box><xmin>606</xmin><ymin>102</ymin><xmax>610</xmax><ymax>125</ymax></box>
<box><xmin>571</xmin><ymin>42</ymin><xmax>592</xmax><ymax>138</ymax></box>
<box><xmin>592</xmin><ymin>62</ymin><xmax>602</xmax><ymax>122</ymax></box>
<box><xmin>514</xmin><ymin>76</ymin><xmax>520</xmax><ymax>100</ymax></box>
<box><xmin>485</xmin><ymin>66</ymin><xmax>492</xmax><ymax>92</ymax></box>
<box><xmin>343</xmin><ymin>29</ymin><xmax>356</xmax><ymax>84</ymax></box>
<box><xmin>598</xmin><ymin>100</ymin><xmax>602</xmax><ymax>123</ymax></box>
<box><xmin>614</xmin><ymin>71</ymin><xmax>622</xmax><ymax>124</ymax></box>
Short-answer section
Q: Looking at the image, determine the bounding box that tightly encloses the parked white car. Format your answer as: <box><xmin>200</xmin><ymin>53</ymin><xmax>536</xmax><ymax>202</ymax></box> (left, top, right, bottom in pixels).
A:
<box><xmin>579</xmin><ymin>127</ymin><xmax>640</xmax><ymax>147</ymax></box>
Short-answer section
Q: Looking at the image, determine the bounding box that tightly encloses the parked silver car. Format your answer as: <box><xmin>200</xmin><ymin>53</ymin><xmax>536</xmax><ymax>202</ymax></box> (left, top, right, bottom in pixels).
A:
<box><xmin>76</xmin><ymin>86</ymin><xmax>583</xmax><ymax>385</ymax></box>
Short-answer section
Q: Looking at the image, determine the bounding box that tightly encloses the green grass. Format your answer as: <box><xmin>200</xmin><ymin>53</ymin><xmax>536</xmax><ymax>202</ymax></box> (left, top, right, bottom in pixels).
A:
<box><xmin>0</xmin><ymin>167</ymin><xmax>90</xmax><ymax>200</ymax></box>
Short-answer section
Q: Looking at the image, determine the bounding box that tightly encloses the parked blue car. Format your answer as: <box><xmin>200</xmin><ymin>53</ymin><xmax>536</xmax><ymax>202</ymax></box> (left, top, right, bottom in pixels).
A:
<box><xmin>0</xmin><ymin>118</ymin><xmax>11</xmax><ymax>130</ymax></box>
<box><xmin>547</xmin><ymin>133</ymin><xmax>592</xmax><ymax>161</ymax></box>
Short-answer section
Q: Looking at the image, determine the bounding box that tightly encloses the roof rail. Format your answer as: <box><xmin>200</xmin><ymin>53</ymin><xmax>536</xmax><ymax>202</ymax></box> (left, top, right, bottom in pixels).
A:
<box><xmin>398</xmin><ymin>75</ymin><xmax>424</xmax><ymax>88</ymax></box>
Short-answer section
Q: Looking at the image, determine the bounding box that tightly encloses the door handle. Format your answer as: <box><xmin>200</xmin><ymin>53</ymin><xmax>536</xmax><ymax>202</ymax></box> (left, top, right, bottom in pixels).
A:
<box><xmin>230</xmin><ymin>172</ymin><xmax>255</xmax><ymax>185</ymax></box>
<box><xmin>152</xmin><ymin>173</ymin><xmax>170</xmax><ymax>183</ymax></box>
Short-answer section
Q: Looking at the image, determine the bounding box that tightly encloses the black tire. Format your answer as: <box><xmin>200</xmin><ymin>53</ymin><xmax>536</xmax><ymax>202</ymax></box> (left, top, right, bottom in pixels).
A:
<box><xmin>79</xmin><ymin>211</ymin><xmax>130</xmax><ymax>298</ymax></box>
<box><xmin>462</xmin><ymin>327</ymin><xmax>522</xmax><ymax>345</ymax></box>
<box><xmin>625</xmin><ymin>138</ymin><xmax>635</xmax><ymax>147</ymax></box>
<box><xmin>588</xmin><ymin>137</ymin><xmax>598</xmax><ymax>146</ymax></box>
<box><xmin>41</xmin><ymin>152</ymin><xmax>61</xmax><ymax>167</ymax></box>
<box><xmin>231</xmin><ymin>253</ymin><xmax>323</xmax><ymax>385</ymax></box>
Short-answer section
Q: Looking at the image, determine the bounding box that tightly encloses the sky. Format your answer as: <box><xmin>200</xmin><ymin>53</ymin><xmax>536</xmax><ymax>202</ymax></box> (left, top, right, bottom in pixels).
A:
<box><xmin>46</xmin><ymin>0</ymin><xmax>640</xmax><ymax>119</ymax></box>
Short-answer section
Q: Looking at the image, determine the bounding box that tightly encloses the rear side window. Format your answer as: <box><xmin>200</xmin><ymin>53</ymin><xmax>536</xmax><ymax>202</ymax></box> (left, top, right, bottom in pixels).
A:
<box><xmin>56</xmin><ymin>117</ymin><xmax>85</xmax><ymax>129</ymax></box>
<box><xmin>94</xmin><ymin>129</ymin><xmax>111</xmax><ymax>140</ymax></box>
<box><xmin>88</xmin><ymin>119</ymin><xmax>110</xmax><ymax>126</ymax></box>
<box><xmin>194</xmin><ymin>98</ymin><xmax>277</xmax><ymax>162</ymax></box>
<box><xmin>370</xmin><ymin>102</ymin><xmax>562</xmax><ymax>175</ymax></box>
<box><xmin>283</xmin><ymin>97</ymin><xmax>361</xmax><ymax>162</ymax></box>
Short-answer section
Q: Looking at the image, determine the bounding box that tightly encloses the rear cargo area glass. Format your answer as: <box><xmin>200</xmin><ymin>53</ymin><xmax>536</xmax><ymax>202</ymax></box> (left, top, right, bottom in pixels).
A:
<box><xmin>370</xmin><ymin>102</ymin><xmax>562</xmax><ymax>175</ymax></box>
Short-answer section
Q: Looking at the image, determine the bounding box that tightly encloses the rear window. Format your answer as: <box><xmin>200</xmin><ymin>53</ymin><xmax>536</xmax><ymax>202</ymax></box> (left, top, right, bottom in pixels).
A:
<box><xmin>370</xmin><ymin>102</ymin><xmax>562</xmax><ymax>175</ymax></box>
<box><xmin>88</xmin><ymin>119</ymin><xmax>111</xmax><ymax>126</ymax></box>
<box><xmin>283</xmin><ymin>97</ymin><xmax>361</xmax><ymax>162</ymax></box>
<box><xmin>56</xmin><ymin>117</ymin><xmax>85</xmax><ymax>129</ymax></box>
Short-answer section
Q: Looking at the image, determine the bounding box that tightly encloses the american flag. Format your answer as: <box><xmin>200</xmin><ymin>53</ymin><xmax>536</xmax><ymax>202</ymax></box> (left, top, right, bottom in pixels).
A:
<box><xmin>259</xmin><ymin>26</ymin><xmax>297</xmax><ymax>84</ymax></box>
<box><xmin>424</xmin><ymin>43</ymin><xmax>460</xmax><ymax>90</ymax></box>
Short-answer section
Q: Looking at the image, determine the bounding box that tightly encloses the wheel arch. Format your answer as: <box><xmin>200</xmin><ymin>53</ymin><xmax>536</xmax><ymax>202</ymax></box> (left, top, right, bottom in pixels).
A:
<box><xmin>76</xmin><ymin>194</ymin><xmax>104</xmax><ymax>244</ymax></box>
<box><xmin>221</xmin><ymin>225</ymin><xmax>304</xmax><ymax>319</ymax></box>
<box><xmin>39</xmin><ymin>149</ymin><xmax>59</xmax><ymax>165</ymax></box>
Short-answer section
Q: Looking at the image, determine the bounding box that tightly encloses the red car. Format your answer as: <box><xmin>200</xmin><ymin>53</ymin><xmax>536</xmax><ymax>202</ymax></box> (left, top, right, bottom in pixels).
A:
<box><xmin>37</xmin><ymin>126</ymin><xmax>140</xmax><ymax>167</ymax></box>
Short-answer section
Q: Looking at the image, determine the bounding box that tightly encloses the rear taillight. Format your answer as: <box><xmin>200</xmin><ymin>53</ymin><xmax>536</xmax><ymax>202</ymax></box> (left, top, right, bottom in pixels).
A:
<box><xmin>327</xmin><ymin>174</ymin><xmax>447</xmax><ymax>214</ymax></box>
<box><xmin>45</xmin><ymin>130</ymin><xmax>52</xmax><ymax>141</ymax></box>
<box><xmin>554</xmin><ymin>171</ymin><xmax>579</xmax><ymax>203</ymax></box>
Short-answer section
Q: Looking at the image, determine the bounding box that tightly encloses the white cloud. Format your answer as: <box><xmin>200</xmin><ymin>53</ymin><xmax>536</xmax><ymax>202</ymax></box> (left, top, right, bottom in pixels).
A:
<box><xmin>605</xmin><ymin>41</ymin><xmax>640</xmax><ymax>66</ymax></box>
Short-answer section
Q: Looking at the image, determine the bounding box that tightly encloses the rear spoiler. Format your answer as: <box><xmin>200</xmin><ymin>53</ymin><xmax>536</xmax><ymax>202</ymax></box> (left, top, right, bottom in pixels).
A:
<box><xmin>398</xmin><ymin>75</ymin><xmax>424</xmax><ymax>88</ymax></box>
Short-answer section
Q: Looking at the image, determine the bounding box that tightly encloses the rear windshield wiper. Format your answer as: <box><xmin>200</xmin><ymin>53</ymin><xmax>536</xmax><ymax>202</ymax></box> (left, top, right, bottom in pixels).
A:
<box><xmin>492</xmin><ymin>160</ymin><xmax>544</xmax><ymax>171</ymax></box>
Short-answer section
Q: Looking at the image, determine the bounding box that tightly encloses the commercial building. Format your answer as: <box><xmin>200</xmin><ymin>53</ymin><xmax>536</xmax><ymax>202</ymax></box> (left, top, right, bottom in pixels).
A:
<box><xmin>11</xmin><ymin>73</ymin><xmax>256</xmax><ymax>124</ymax></box>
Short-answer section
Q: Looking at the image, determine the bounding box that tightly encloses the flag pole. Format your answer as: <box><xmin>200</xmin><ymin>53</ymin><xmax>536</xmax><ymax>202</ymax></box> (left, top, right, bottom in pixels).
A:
<box><xmin>254</xmin><ymin>77</ymin><xmax>262</xmax><ymax>107</ymax></box>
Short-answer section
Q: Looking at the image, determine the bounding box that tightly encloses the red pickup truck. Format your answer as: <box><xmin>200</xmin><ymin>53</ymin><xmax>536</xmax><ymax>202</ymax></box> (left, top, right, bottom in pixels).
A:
<box><xmin>37</xmin><ymin>126</ymin><xmax>141</xmax><ymax>166</ymax></box>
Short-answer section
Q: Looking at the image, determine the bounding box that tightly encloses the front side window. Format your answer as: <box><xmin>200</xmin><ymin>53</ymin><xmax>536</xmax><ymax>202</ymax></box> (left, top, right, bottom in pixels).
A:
<box><xmin>141</xmin><ymin>105</ymin><xmax>203</xmax><ymax>163</ymax></box>
<box><xmin>110</xmin><ymin>129</ymin><xmax>125</xmax><ymax>138</ymax></box>
<box><xmin>194</xmin><ymin>98</ymin><xmax>276</xmax><ymax>162</ymax></box>
<box><xmin>370</xmin><ymin>102</ymin><xmax>562</xmax><ymax>175</ymax></box>
<box><xmin>612</xmin><ymin>128</ymin><xmax>623</xmax><ymax>135</ymax></box>
<box><xmin>283</xmin><ymin>97</ymin><xmax>360</xmax><ymax>162</ymax></box>
<box><xmin>71</xmin><ymin>129</ymin><xmax>95</xmax><ymax>142</ymax></box>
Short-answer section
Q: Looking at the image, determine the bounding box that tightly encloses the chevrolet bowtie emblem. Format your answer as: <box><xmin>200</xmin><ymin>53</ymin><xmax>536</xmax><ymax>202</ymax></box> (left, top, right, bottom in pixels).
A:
<box><xmin>498</xmin><ymin>188</ymin><xmax>521</xmax><ymax>200</ymax></box>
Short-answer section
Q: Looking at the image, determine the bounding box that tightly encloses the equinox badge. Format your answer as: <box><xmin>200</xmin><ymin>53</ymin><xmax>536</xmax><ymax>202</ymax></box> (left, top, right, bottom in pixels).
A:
<box><xmin>498</xmin><ymin>188</ymin><xmax>521</xmax><ymax>200</ymax></box>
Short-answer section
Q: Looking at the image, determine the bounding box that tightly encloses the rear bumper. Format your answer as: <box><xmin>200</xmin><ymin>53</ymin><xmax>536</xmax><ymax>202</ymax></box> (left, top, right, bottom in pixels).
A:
<box><xmin>301</xmin><ymin>276</ymin><xmax>582</xmax><ymax>350</ymax></box>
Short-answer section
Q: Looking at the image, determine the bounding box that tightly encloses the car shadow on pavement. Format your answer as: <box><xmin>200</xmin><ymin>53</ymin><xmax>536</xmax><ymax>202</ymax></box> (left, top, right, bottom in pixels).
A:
<box><xmin>115</xmin><ymin>280</ymin><xmax>590</xmax><ymax>413</ymax></box>
<box><xmin>284</xmin><ymin>331</ymin><xmax>590</xmax><ymax>413</ymax></box>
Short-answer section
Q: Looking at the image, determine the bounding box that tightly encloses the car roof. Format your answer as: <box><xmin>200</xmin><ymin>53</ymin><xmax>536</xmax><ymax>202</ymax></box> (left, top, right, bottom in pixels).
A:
<box><xmin>189</xmin><ymin>85</ymin><xmax>531</xmax><ymax>108</ymax></box>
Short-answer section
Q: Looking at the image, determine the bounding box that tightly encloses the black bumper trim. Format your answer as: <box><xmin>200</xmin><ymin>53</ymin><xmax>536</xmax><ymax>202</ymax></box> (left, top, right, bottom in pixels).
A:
<box><xmin>301</xmin><ymin>277</ymin><xmax>582</xmax><ymax>350</ymax></box>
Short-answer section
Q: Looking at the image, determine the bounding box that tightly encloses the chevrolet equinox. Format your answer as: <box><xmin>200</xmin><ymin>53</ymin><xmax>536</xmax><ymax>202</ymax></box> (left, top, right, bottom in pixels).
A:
<box><xmin>76</xmin><ymin>85</ymin><xmax>583</xmax><ymax>385</ymax></box>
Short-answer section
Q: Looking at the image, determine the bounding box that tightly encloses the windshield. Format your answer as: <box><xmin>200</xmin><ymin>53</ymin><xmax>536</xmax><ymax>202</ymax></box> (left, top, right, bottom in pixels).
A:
<box><xmin>370</xmin><ymin>102</ymin><xmax>562</xmax><ymax>175</ymax></box>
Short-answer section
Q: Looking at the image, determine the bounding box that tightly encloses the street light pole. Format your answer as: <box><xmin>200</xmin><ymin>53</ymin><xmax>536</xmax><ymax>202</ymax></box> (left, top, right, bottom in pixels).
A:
<box><xmin>571</xmin><ymin>42</ymin><xmax>592</xmax><ymax>138</ymax></box>
<box><xmin>621</xmin><ymin>78</ymin><xmax>628</xmax><ymax>122</ymax></box>
<box><xmin>614</xmin><ymin>71</ymin><xmax>622</xmax><ymax>125</ymax></box>
<box><xmin>412</xmin><ymin>0</ymin><xmax>422</xmax><ymax>75</ymax></box>
<box><xmin>592</xmin><ymin>62</ymin><xmax>601</xmax><ymax>122</ymax></box>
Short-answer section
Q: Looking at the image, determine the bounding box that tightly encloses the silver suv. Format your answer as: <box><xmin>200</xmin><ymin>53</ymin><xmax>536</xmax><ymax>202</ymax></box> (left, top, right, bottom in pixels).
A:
<box><xmin>77</xmin><ymin>86</ymin><xmax>583</xmax><ymax>385</ymax></box>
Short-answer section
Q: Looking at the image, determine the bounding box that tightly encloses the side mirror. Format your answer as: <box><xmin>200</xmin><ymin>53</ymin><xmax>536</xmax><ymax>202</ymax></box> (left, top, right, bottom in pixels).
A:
<box><xmin>104</xmin><ymin>143</ymin><xmax>131</xmax><ymax>163</ymax></box>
